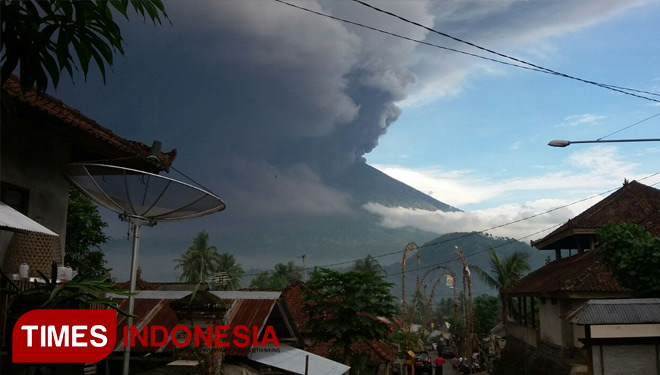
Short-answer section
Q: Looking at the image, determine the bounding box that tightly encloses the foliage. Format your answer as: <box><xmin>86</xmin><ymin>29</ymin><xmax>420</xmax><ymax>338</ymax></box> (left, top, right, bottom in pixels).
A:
<box><xmin>353</xmin><ymin>254</ymin><xmax>385</xmax><ymax>275</ymax></box>
<box><xmin>1</xmin><ymin>0</ymin><xmax>168</xmax><ymax>94</ymax></box>
<box><xmin>472</xmin><ymin>249</ymin><xmax>530</xmax><ymax>322</ymax></box>
<box><xmin>597</xmin><ymin>222</ymin><xmax>660</xmax><ymax>297</ymax></box>
<box><xmin>473</xmin><ymin>294</ymin><xmax>500</xmax><ymax>333</ymax></box>
<box><xmin>175</xmin><ymin>231</ymin><xmax>222</xmax><ymax>283</ymax></box>
<box><xmin>213</xmin><ymin>252</ymin><xmax>244</xmax><ymax>290</ymax></box>
<box><xmin>65</xmin><ymin>188</ymin><xmax>110</xmax><ymax>278</ymax></box>
<box><xmin>303</xmin><ymin>268</ymin><xmax>398</xmax><ymax>366</ymax></box>
<box><xmin>472</xmin><ymin>249</ymin><xmax>531</xmax><ymax>291</ymax></box>
<box><xmin>250</xmin><ymin>261</ymin><xmax>302</xmax><ymax>290</ymax></box>
<box><xmin>1</xmin><ymin>262</ymin><xmax>131</xmax><ymax>318</ymax></box>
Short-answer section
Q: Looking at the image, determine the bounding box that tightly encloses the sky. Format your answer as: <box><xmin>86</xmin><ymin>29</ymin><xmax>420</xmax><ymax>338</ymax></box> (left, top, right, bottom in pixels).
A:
<box><xmin>49</xmin><ymin>0</ymin><xmax>660</xmax><ymax>281</ymax></box>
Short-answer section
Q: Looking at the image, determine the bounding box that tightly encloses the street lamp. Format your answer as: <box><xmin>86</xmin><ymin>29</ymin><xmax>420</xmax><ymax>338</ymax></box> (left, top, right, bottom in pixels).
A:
<box><xmin>548</xmin><ymin>138</ymin><xmax>660</xmax><ymax>147</ymax></box>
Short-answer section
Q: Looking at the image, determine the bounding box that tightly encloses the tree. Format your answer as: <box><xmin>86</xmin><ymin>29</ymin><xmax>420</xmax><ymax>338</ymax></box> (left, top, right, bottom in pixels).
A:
<box><xmin>303</xmin><ymin>268</ymin><xmax>398</xmax><ymax>369</ymax></box>
<box><xmin>175</xmin><ymin>231</ymin><xmax>221</xmax><ymax>283</ymax></box>
<box><xmin>473</xmin><ymin>294</ymin><xmax>500</xmax><ymax>334</ymax></box>
<box><xmin>597</xmin><ymin>222</ymin><xmax>660</xmax><ymax>297</ymax></box>
<box><xmin>65</xmin><ymin>188</ymin><xmax>110</xmax><ymax>278</ymax></box>
<box><xmin>1</xmin><ymin>0</ymin><xmax>168</xmax><ymax>94</ymax></box>
<box><xmin>213</xmin><ymin>252</ymin><xmax>244</xmax><ymax>291</ymax></box>
<box><xmin>353</xmin><ymin>254</ymin><xmax>385</xmax><ymax>275</ymax></box>
<box><xmin>472</xmin><ymin>249</ymin><xmax>530</xmax><ymax>322</ymax></box>
<box><xmin>250</xmin><ymin>261</ymin><xmax>302</xmax><ymax>290</ymax></box>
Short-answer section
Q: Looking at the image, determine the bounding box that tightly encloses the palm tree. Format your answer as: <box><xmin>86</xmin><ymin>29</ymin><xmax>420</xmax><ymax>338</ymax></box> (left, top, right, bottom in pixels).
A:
<box><xmin>353</xmin><ymin>254</ymin><xmax>385</xmax><ymax>276</ymax></box>
<box><xmin>472</xmin><ymin>249</ymin><xmax>530</xmax><ymax>323</ymax></box>
<box><xmin>213</xmin><ymin>253</ymin><xmax>244</xmax><ymax>290</ymax></box>
<box><xmin>175</xmin><ymin>231</ymin><xmax>221</xmax><ymax>283</ymax></box>
<box><xmin>272</xmin><ymin>261</ymin><xmax>302</xmax><ymax>286</ymax></box>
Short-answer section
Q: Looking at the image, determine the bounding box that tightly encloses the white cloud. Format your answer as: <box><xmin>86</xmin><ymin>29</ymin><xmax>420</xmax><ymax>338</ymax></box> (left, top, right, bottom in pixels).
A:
<box><xmin>367</xmin><ymin>146</ymin><xmax>658</xmax><ymax>239</ymax></box>
<box><xmin>559</xmin><ymin>114</ymin><xmax>606</xmax><ymax>127</ymax></box>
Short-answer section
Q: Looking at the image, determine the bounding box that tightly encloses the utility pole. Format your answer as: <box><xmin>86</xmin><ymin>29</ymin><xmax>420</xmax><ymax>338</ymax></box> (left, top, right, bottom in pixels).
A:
<box><xmin>302</xmin><ymin>254</ymin><xmax>308</xmax><ymax>282</ymax></box>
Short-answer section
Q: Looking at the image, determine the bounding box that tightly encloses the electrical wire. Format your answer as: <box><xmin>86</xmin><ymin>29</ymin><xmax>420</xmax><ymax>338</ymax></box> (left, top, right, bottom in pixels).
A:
<box><xmin>241</xmin><ymin>171</ymin><xmax>660</xmax><ymax>278</ymax></box>
<box><xmin>597</xmin><ymin>111</ymin><xmax>660</xmax><ymax>141</ymax></box>
<box><xmin>351</xmin><ymin>0</ymin><xmax>660</xmax><ymax>104</ymax></box>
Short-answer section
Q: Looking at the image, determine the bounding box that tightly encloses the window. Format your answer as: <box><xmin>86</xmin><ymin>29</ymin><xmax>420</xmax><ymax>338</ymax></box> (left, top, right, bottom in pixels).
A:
<box><xmin>1</xmin><ymin>182</ymin><xmax>29</xmax><ymax>215</ymax></box>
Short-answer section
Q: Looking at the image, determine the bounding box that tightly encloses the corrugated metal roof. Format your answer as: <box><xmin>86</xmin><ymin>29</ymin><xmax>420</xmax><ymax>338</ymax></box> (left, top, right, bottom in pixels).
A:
<box><xmin>565</xmin><ymin>298</ymin><xmax>660</xmax><ymax>325</ymax></box>
<box><xmin>0</xmin><ymin>201</ymin><xmax>58</xmax><ymax>236</ymax></box>
<box><xmin>249</xmin><ymin>343</ymin><xmax>350</xmax><ymax>375</ymax></box>
<box><xmin>108</xmin><ymin>290</ymin><xmax>281</xmax><ymax>300</ymax></box>
<box><xmin>112</xmin><ymin>291</ymin><xmax>281</xmax><ymax>357</ymax></box>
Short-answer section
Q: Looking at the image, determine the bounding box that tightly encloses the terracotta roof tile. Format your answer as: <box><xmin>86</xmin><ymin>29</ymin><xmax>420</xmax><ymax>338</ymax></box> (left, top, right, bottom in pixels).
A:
<box><xmin>503</xmin><ymin>250</ymin><xmax>628</xmax><ymax>296</ymax></box>
<box><xmin>3</xmin><ymin>75</ymin><xmax>176</xmax><ymax>171</ymax></box>
<box><xmin>532</xmin><ymin>181</ymin><xmax>660</xmax><ymax>249</ymax></box>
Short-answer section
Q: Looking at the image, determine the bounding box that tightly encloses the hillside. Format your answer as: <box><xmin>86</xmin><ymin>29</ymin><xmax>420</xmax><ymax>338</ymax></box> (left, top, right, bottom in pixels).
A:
<box><xmin>382</xmin><ymin>232</ymin><xmax>548</xmax><ymax>302</ymax></box>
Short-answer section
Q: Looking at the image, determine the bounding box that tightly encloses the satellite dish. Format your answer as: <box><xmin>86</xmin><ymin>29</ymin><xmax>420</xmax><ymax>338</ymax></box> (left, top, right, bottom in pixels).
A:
<box><xmin>63</xmin><ymin>163</ymin><xmax>225</xmax><ymax>375</ymax></box>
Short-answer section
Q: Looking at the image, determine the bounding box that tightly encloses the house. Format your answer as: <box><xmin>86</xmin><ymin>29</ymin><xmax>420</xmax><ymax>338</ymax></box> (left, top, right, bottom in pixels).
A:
<box><xmin>282</xmin><ymin>281</ymin><xmax>399</xmax><ymax>375</ymax></box>
<box><xmin>563</xmin><ymin>298</ymin><xmax>660</xmax><ymax>375</ymax></box>
<box><xmin>499</xmin><ymin>180</ymin><xmax>660</xmax><ymax>375</ymax></box>
<box><xmin>108</xmin><ymin>274</ymin><xmax>350</xmax><ymax>375</ymax></box>
<box><xmin>1</xmin><ymin>75</ymin><xmax>177</xmax><ymax>276</ymax></box>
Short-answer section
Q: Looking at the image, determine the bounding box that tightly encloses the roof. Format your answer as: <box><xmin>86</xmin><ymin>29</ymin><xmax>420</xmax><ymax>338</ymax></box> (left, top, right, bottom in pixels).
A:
<box><xmin>564</xmin><ymin>298</ymin><xmax>660</xmax><ymax>325</ymax></box>
<box><xmin>531</xmin><ymin>181</ymin><xmax>660</xmax><ymax>250</ymax></box>
<box><xmin>502</xmin><ymin>250</ymin><xmax>628</xmax><ymax>297</ymax></box>
<box><xmin>112</xmin><ymin>290</ymin><xmax>282</xmax><ymax>357</ymax></box>
<box><xmin>2</xmin><ymin>75</ymin><xmax>176</xmax><ymax>172</ymax></box>
<box><xmin>0</xmin><ymin>201</ymin><xmax>58</xmax><ymax>236</ymax></box>
<box><xmin>281</xmin><ymin>281</ymin><xmax>399</xmax><ymax>362</ymax></box>
<box><xmin>249</xmin><ymin>343</ymin><xmax>350</xmax><ymax>375</ymax></box>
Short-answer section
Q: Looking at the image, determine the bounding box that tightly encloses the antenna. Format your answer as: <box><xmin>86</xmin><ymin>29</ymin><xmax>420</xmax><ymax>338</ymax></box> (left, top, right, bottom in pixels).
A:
<box><xmin>63</xmin><ymin>163</ymin><xmax>225</xmax><ymax>375</ymax></box>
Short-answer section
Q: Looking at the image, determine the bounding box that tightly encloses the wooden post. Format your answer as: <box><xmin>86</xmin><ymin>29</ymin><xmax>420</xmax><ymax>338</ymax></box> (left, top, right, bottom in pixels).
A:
<box><xmin>305</xmin><ymin>354</ymin><xmax>309</xmax><ymax>375</ymax></box>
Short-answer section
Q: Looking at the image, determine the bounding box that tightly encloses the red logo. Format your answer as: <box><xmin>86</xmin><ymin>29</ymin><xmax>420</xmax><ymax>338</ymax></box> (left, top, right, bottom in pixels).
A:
<box><xmin>12</xmin><ymin>309</ymin><xmax>117</xmax><ymax>363</ymax></box>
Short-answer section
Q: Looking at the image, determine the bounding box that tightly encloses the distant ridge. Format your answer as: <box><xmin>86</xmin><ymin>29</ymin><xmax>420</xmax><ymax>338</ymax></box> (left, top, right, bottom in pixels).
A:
<box><xmin>331</xmin><ymin>162</ymin><xmax>460</xmax><ymax>212</ymax></box>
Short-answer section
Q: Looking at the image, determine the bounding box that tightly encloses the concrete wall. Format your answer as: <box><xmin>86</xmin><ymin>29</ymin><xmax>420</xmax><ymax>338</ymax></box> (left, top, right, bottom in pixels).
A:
<box><xmin>506</xmin><ymin>322</ymin><xmax>539</xmax><ymax>348</ymax></box>
<box><xmin>1</xmin><ymin>117</ymin><xmax>72</xmax><ymax>266</ymax></box>
<box><xmin>592</xmin><ymin>324</ymin><xmax>660</xmax><ymax>338</ymax></box>
<box><xmin>540</xmin><ymin>299</ymin><xmax>563</xmax><ymax>346</ymax></box>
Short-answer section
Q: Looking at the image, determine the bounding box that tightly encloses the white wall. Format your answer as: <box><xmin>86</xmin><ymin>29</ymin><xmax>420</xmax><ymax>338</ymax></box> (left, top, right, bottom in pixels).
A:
<box><xmin>540</xmin><ymin>299</ymin><xmax>563</xmax><ymax>346</ymax></box>
<box><xmin>1</xmin><ymin>117</ymin><xmax>72</xmax><ymax>266</ymax></box>
<box><xmin>592</xmin><ymin>324</ymin><xmax>660</xmax><ymax>338</ymax></box>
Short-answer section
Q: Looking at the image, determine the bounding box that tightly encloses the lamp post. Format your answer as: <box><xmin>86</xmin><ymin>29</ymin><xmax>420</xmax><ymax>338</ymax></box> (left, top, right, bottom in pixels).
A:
<box><xmin>548</xmin><ymin>138</ymin><xmax>660</xmax><ymax>147</ymax></box>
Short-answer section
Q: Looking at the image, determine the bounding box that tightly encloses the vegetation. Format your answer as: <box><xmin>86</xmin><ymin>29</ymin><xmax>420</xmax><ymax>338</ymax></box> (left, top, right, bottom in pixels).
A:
<box><xmin>303</xmin><ymin>268</ymin><xmax>398</xmax><ymax>369</ymax></box>
<box><xmin>473</xmin><ymin>294</ymin><xmax>500</xmax><ymax>333</ymax></box>
<box><xmin>250</xmin><ymin>261</ymin><xmax>302</xmax><ymax>290</ymax></box>
<box><xmin>213</xmin><ymin>253</ymin><xmax>244</xmax><ymax>290</ymax></box>
<box><xmin>1</xmin><ymin>0</ymin><xmax>168</xmax><ymax>94</ymax></box>
<box><xmin>597</xmin><ymin>222</ymin><xmax>660</xmax><ymax>297</ymax></box>
<box><xmin>472</xmin><ymin>249</ymin><xmax>530</xmax><ymax>322</ymax></box>
<box><xmin>64</xmin><ymin>188</ymin><xmax>110</xmax><ymax>278</ymax></box>
<box><xmin>353</xmin><ymin>254</ymin><xmax>385</xmax><ymax>275</ymax></box>
<box><xmin>175</xmin><ymin>231</ymin><xmax>223</xmax><ymax>284</ymax></box>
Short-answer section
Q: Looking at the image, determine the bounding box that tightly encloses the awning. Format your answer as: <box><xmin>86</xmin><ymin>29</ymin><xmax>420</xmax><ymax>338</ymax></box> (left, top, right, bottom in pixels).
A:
<box><xmin>249</xmin><ymin>344</ymin><xmax>350</xmax><ymax>375</ymax></box>
<box><xmin>0</xmin><ymin>201</ymin><xmax>58</xmax><ymax>236</ymax></box>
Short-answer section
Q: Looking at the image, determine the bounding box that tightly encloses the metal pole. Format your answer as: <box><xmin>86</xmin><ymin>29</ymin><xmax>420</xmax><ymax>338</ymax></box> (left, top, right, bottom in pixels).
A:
<box><xmin>123</xmin><ymin>221</ymin><xmax>141</xmax><ymax>375</ymax></box>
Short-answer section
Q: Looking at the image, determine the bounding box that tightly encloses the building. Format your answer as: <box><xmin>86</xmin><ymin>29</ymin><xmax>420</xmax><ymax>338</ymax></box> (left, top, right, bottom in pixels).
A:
<box><xmin>564</xmin><ymin>298</ymin><xmax>660</xmax><ymax>375</ymax></box>
<box><xmin>499</xmin><ymin>180</ymin><xmax>660</xmax><ymax>375</ymax></box>
<box><xmin>108</xmin><ymin>274</ymin><xmax>350</xmax><ymax>375</ymax></box>
<box><xmin>1</xmin><ymin>75</ymin><xmax>176</xmax><ymax>276</ymax></box>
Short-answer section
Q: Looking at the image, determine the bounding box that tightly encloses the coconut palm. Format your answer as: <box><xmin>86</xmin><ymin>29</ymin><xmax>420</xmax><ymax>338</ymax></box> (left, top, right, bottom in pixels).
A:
<box><xmin>353</xmin><ymin>254</ymin><xmax>385</xmax><ymax>276</ymax></box>
<box><xmin>212</xmin><ymin>252</ymin><xmax>244</xmax><ymax>290</ymax></box>
<box><xmin>472</xmin><ymin>249</ymin><xmax>530</xmax><ymax>322</ymax></box>
<box><xmin>250</xmin><ymin>261</ymin><xmax>302</xmax><ymax>290</ymax></box>
<box><xmin>175</xmin><ymin>231</ymin><xmax>221</xmax><ymax>283</ymax></box>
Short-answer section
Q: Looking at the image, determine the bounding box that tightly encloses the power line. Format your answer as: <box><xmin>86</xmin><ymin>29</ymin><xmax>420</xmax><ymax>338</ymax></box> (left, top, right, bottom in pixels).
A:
<box><xmin>597</xmin><ymin>111</ymin><xmax>660</xmax><ymax>141</ymax></box>
<box><xmin>351</xmin><ymin>0</ymin><xmax>660</xmax><ymax>104</ymax></box>
<box><xmin>242</xmin><ymin>171</ymin><xmax>660</xmax><ymax>279</ymax></box>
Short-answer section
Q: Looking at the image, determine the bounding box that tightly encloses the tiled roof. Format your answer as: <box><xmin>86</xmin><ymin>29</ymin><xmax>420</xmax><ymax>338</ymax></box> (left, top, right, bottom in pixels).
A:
<box><xmin>281</xmin><ymin>281</ymin><xmax>399</xmax><ymax>362</ymax></box>
<box><xmin>502</xmin><ymin>250</ymin><xmax>628</xmax><ymax>297</ymax></box>
<box><xmin>531</xmin><ymin>181</ymin><xmax>660</xmax><ymax>250</ymax></box>
<box><xmin>3</xmin><ymin>75</ymin><xmax>176</xmax><ymax>172</ymax></box>
<box><xmin>564</xmin><ymin>298</ymin><xmax>660</xmax><ymax>325</ymax></box>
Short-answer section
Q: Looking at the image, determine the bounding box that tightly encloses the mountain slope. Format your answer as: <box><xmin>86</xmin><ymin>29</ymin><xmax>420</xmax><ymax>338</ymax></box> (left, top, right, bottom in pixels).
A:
<box><xmin>331</xmin><ymin>162</ymin><xmax>460</xmax><ymax>211</ymax></box>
